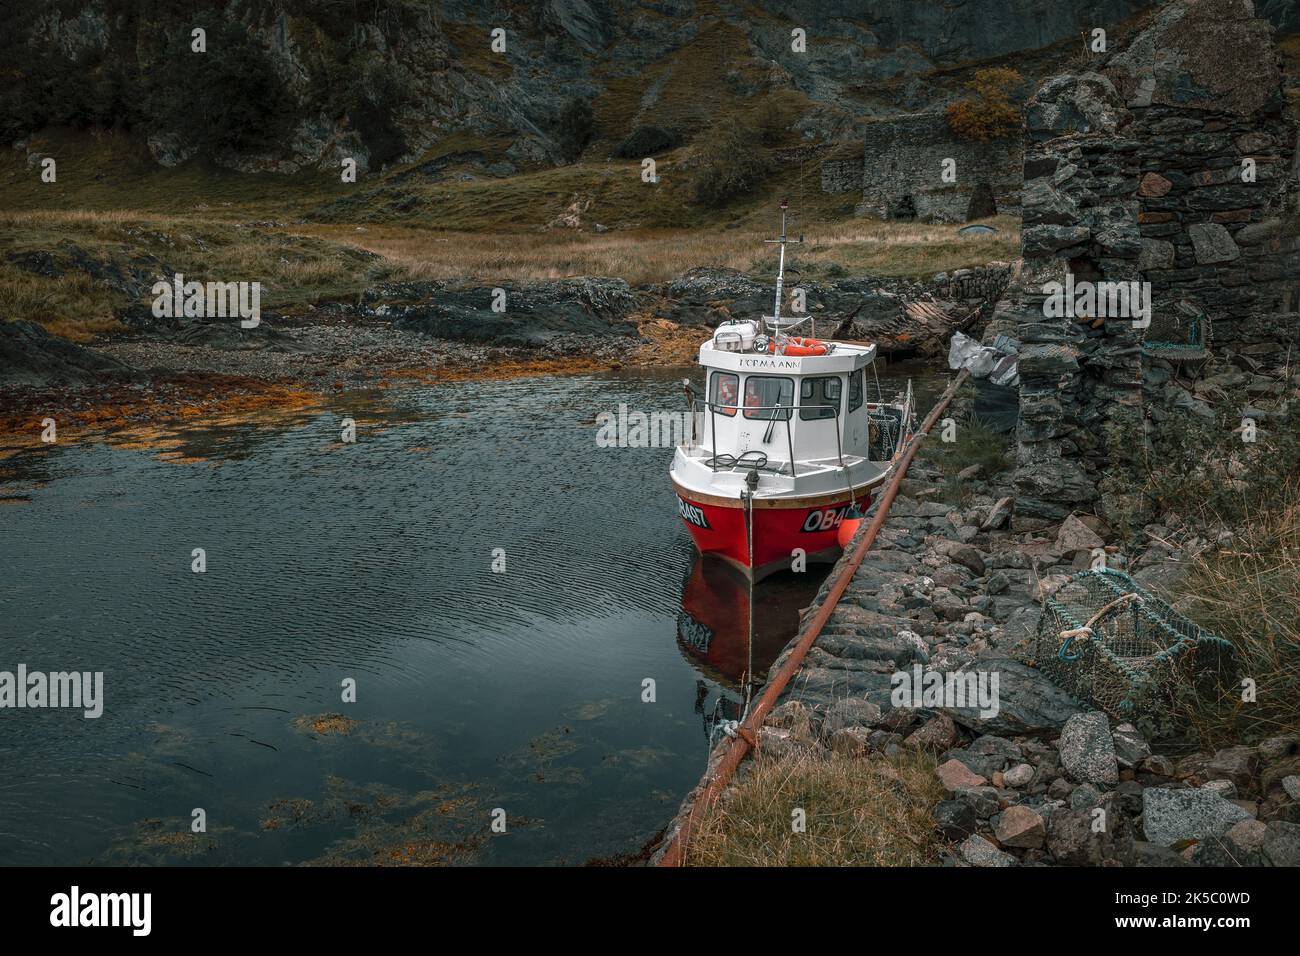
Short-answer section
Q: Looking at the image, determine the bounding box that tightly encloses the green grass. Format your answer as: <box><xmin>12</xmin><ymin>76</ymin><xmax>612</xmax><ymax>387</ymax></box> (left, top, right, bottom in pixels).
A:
<box><xmin>798</xmin><ymin>216</ymin><xmax>1020</xmax><ymax>279</ymax></box>
<box><xmin>0</xmin><ymin>209</ymin><xmax>388</xmax><ymax>334</ymax></box>
<box><xmin>927</xmin><ymin>399</ymin><xmax>1014</xmax><ymax>504</ymax></box>
<box><xmin>1107</xmin><ymin>379</ymin><xmax>1300</xmax><ymax>747</ymax></box>
<box><xmin>1</xmin><ymin>129</ymin><xmax>340</xmax><ymax>217</ymax></box>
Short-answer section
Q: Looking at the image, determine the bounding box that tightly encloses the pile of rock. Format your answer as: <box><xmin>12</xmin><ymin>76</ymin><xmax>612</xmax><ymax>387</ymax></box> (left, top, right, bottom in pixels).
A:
<box><xmin>0</xmin><ymin>320</ymin><xmax>138</xmax><ymax>388</ymax></box>
<box><xmin>361</xmin><ymin>276</ymin><xmax>643</xmax><ymax>348</ymax></box>
<box><xmin>750</xmin><ymin>394</ymin><xmax>1298</xmax><ymax>865</ymax></box>
<box><xmin>937</xmin><ymin>716</ymin><xmax>1300</xmax><ymax>867</ymax></box>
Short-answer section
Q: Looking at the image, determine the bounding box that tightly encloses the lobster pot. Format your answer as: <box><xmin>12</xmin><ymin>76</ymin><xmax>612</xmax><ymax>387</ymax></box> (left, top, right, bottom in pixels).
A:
<box><xmin>1029</xmin><ymin>569</ymin><xmax>1234</xmax><ymax>733</ymax></box>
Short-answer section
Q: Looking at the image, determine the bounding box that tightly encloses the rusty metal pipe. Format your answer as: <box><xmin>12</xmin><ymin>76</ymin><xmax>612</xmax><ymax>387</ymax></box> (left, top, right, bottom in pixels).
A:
<box><xmin>657</xmin><ymin>368</ymin><xmax>970</xmax><ymax>867</ymax></box>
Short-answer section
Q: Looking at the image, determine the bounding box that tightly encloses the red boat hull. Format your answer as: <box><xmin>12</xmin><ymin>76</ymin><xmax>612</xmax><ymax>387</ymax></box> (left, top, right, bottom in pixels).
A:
<box><xmin>676</xmin><ymin>556</ymin><xmax>819</xmax><ymax>686</ymax></box>
<box><xmin>673</xmin><ymin>481</ymin><xmax>877</xmax><ymax>580</ymax></box>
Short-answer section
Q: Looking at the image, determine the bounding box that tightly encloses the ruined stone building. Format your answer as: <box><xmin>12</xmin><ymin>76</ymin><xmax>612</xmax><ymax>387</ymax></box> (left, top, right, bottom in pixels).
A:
<box><xmin>856</xmin><ymin>113</ymin><xmax>1025</xmax><ymax>223</ymax></box>
<box><xmin>986</xmin><ymin>0</ymin><xmax>1299</xmax><ymax>525</ymax></box>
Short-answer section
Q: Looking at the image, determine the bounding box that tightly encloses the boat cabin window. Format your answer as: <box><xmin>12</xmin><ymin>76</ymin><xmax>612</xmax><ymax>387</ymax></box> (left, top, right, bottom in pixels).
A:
<box><xmin>743</xmin><ymin>375</ymin><xmax>794</xmax><ymax>420</ymax></box>
<box><xmin>799</xmin><ymin>376</ymin><xmax>842</xmax><ymax>420</ymax></box>
<box><xmin>709</xmin><ymin>371</ymin><xmax>738</xmax><ymax>417</ymax></box>
<box><xmin>848</xmin><ymin>368</ymin><xmax>864</xmax><ymax>413</ymax></box>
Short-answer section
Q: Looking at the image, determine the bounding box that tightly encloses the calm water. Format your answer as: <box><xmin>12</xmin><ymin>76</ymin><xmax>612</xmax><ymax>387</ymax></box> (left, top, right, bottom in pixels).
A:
<box><xmin>0</xmin><ymin>363</ymin><xmax>928</xmax><ymax>866</ymax></box>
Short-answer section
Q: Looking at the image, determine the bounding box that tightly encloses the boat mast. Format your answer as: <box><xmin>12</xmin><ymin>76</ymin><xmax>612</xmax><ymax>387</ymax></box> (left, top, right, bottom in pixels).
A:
<box><xmin>764</xmin><ymin>198</ymin><xmax>803</xmax><ymax>355</ymax></box>
<box><xmin>773</xmin><ymin>200</ymin><xmax>787</xmax><ymax>329</ymax></box>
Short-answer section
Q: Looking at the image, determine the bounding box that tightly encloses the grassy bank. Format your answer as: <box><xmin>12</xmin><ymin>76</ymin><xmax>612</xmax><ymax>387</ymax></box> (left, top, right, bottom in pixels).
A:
<box><xmin>0</xmin><ymin>209</ymin><xmax>383</xmax><ymax>341</ymax></box>
<box><xmin>683</xmin><ymin>750</ymin><xmax>947</xmax><ymax>866</ymax></box>
<box><xmin>927</xmin><ymin>390</ymin><xmax>1014</xmax><ymax>504</ymax></box>
<box><xmin>0</xmin><ymin>203</ymin><xmax>1018</xmax><ymax>341</ymax></box>
<box><xmin>300</xmin><ymin>215</ymin><xmax>1019</xmax><ymax>287</ymax></box>
<box><xmin>1173</xmin><ymin>481</ymin><xmax>1300</xmax><ymax>748</ymax></box>
<box><xmin>1</xmin><ymin>108</ymin><xmax>1019</xmax><ymax>343</ymax></box>
<box><xmin>1122</xmin><ymin>391</ymin><xmax>1300</xmax><ymax>747</ymax></box>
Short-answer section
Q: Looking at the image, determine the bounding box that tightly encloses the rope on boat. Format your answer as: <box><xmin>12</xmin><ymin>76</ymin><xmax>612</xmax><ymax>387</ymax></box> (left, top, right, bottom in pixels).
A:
<box><xmin>656</xmin><ymin>368</ymin><xmax>971</xmax><ymax>867</ymax></box>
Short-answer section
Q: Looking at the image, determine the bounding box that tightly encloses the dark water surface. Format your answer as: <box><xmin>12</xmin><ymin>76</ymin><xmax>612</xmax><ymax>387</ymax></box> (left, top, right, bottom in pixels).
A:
<box><xmin>0</xmin><ymin>363</ymin><xmax>930</xmax><ymax>866</ymax></box>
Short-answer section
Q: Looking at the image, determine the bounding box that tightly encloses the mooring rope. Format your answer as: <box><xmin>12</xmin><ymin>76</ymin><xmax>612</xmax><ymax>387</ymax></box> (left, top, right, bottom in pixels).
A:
<box><xmin>740</xmin><ymin>471</ymin><xmax>757</xmax><ymax>723</ymax></box>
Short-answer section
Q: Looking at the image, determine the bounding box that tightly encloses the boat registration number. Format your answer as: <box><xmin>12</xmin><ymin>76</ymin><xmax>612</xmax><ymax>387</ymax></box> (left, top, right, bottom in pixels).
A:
<box><xmin>802</xmin><ymin>505</ymin><xmax>850</xmax><ymax>532</ymax></box>
<box><xmin>678</xmin><ymin>497</ymin><xmax>711</xmax><ymax>529</ymax></box>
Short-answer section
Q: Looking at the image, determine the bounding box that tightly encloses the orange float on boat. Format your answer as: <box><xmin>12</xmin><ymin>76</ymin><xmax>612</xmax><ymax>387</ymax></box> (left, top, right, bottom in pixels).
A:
<box><xmin>767</xmin><ymin>336</ymin><xmax>830</xmax><ymax>357</ymax></box>
<box><xmin>836</xmin><ymin>504</ymin><xmax>864</xmax><ymax>549</ymax></box>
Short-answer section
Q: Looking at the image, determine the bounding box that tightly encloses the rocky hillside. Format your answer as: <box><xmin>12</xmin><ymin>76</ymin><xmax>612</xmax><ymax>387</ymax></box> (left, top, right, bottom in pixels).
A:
<box><xmin>3</xmin><ymin>0</ymin><xmax>1182</xmax><ymax>175</ymax></box>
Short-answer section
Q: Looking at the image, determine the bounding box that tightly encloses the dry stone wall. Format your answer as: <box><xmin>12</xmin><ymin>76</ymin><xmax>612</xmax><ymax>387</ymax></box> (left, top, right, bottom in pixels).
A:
<box><xmin>859</xmin><ymin>113</ymin><xmax>1024</xmax><ymax>223</ymax></box>
<box><xmin>990</xmin><ymin>0</ymin><xmax>1299</xmax><ymax>524</ymax></box>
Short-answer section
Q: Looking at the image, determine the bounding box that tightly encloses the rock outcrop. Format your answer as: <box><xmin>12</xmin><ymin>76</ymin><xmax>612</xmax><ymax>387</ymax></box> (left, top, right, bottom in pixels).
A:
<box><xmin>0</xmin><ymin>320</ymin><xmax>136</xmax><ymax>387</ymax></box>
<box><xmin>6</xmin><ymin>0</ymin><xmax>1174</xmax><ymax>172</ymax></box>
<box><xmin>362</xmin><ymin>277</ymin><xmax>642</xmax><ymax>348</ymax></box>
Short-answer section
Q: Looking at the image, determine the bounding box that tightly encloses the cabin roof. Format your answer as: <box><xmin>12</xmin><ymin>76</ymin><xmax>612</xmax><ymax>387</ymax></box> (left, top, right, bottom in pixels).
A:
<box><xmin>699</xmin><ymin>340</ymin><xmax>877</xmax><ymax>374</ymax></box>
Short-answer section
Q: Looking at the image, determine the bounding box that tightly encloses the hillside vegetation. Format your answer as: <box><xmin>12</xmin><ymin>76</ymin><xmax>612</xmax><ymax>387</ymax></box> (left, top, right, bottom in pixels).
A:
<box><xmin>5</xmin><ymin>0</ymin><xmax>1142</xmax><ymax>341</ymax></box>
<box><xmin>0</xmin><ymin>122</ymin><xmax>1019</xmax><ymax>340</ymax></box>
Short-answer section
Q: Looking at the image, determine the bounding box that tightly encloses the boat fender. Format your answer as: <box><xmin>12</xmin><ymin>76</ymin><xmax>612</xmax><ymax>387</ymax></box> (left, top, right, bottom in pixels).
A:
<box><xmin>836</xmin><ymin>503</ymin><xmax>865</xmax><ymax>549</ymax></box>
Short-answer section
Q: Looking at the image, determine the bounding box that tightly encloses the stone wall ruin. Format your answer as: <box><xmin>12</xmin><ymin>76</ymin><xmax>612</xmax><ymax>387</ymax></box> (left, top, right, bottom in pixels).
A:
<box><xmin>988</xmin><ymin>0</ymin><xmax>1299</xmax><ymax>524</ymax></box>
<box><xmin>858</xmin><ymin>113</ymin><xmax>1024</xmax><ymax>223</ymax></box>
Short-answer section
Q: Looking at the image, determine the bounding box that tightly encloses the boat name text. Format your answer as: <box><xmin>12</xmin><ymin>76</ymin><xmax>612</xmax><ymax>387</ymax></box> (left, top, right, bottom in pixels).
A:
<box><xmin>736</xmin><ymin>358</ymin><xmax>801</xmax><ymax>370</ymax></box>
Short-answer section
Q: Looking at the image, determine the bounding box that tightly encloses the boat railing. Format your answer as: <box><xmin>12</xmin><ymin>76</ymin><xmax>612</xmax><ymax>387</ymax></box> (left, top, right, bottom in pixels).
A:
<box><xmin>695</xmin><ymin>399</ymin><xmax>844</xmax><ymax>480</ymax></box>
<box><xmin>762</xmin><ymin>314</ymin><xmax>813</xmax><ymax>336</ymax></box>
<box><xmin>862</xmin><ymin>379</ymin><xmax>914</xmax><ymax>462</ymax></box>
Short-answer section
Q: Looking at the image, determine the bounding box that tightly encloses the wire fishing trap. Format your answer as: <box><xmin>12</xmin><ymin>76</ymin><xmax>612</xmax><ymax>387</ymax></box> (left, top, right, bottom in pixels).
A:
<box><xmin>1026</xmin><ymin>568</ymin><xmax>1235</xmax><ymax>736</ymax></box>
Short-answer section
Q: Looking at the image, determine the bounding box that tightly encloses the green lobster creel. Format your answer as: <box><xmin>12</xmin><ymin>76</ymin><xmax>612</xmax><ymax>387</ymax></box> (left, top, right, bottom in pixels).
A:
<box><xmin>1027</xmin><ymin>568</ymin><xmax>1234</xmax><ymax>737</ymax></box>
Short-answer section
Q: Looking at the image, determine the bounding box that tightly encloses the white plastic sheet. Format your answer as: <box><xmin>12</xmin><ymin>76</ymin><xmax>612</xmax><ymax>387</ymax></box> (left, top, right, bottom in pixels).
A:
<box><xmin>947</xmin><ymin>331</ymin><xmax>1019</xmax><ymax>386</ymax></box>
<box><xmin>947</xmin><ymin>331</ymin><xmax>996</xmax><ymax>377</ymax></box>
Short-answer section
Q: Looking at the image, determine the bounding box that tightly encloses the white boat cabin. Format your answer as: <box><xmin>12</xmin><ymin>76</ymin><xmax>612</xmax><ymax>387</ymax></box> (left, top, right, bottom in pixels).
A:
<box><xmin>671</xmin><ymin>199</ymin><xmax>912</xmax><ymax>506</ymax></box>
<box><xmin>674</xmin><ymin>322</ymin><xmax>910</xmax><ymax>503</ymax></box>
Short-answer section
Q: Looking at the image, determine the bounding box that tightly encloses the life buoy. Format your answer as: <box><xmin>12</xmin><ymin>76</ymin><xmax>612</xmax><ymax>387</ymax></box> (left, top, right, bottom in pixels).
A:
<box><xmin>767</xmin><ymin>336</ymin><xmax>830</xmax><ymax>357</ymax></box>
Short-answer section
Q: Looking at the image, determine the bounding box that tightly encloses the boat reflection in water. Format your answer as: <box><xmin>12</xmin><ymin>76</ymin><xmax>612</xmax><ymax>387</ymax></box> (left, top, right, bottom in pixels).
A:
<box><xmin>676</xmin><ymin>554</ymin><xmax>824</xmax><ymax>742</ymax></box>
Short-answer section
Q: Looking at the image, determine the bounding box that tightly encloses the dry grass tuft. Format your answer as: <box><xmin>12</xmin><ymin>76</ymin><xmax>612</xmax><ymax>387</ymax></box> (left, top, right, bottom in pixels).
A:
<box><xmin>684</xmin><ymin>749</ymin><xmax>948</xmax><ymax>866</ymax></box>
<box><xmin>1173</xmin><ymin>481</ymin><xmax>1300</xmax><ymax>747</ymax></box>
<box><xmin>301</xmin><ymin>215</ymin><xmax>1020</xmax><ymax>287</ymax></box>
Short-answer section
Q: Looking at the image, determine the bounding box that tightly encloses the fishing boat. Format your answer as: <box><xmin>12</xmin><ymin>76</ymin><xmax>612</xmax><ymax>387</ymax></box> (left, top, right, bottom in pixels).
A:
<box><xmin>669</xmin><ymin>200</ymin><xmax>915</xmax><ymax>581</ymax></box>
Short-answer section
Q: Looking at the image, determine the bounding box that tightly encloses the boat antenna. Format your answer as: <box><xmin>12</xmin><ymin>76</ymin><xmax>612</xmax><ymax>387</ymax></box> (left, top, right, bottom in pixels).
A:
<box><xmin>764</xmin><ymin>198</ymin><xmax>803</xmax><ymax>355</ymax></box>
<box><xmin>773</xmin><ymin>199</ymin><xmax>788</xmax><ymax>331</ymax></box>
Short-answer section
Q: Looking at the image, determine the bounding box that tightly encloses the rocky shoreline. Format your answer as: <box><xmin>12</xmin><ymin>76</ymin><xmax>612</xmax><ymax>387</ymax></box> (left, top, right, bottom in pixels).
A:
<box><xmin>655</xmin><ymin>351</ymin><xmax>1300</xmax><ymax>868</ymax></box>
<box><xmin>0</xmin><ymin>263</ymin><xmax>1008</xmax><ymax>438</ymax></box>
